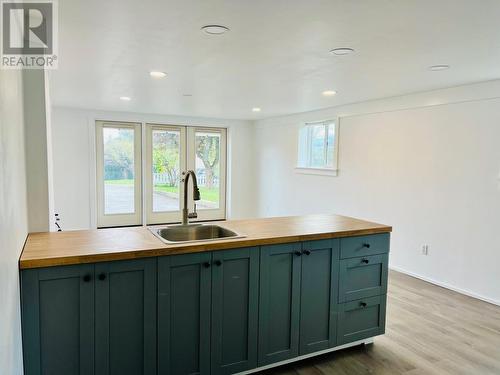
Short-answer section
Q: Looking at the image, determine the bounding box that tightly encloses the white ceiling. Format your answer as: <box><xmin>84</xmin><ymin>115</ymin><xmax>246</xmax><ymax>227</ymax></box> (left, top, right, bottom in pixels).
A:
<box><xmin>49</xmin><ymin>0</ymin><xmax>500</xmax><ymax>120</ymax></box>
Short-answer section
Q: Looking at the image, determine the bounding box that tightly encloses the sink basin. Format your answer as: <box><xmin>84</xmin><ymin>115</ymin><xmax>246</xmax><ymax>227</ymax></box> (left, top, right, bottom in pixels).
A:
<box><xmin>149</xmin><ymin>224</ymin><xmax>245</xmax><ymax>244</ymax></box>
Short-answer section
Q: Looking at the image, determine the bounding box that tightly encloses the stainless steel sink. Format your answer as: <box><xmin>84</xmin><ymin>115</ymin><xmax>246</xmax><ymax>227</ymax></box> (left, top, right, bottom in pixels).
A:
<box><xmin>149</xmin><ymin>224</ymin><xmax>245</xmax><ymax>244</ymax></box>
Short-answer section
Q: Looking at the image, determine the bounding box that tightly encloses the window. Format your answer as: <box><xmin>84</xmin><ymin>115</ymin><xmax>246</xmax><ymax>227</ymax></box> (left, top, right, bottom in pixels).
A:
<box><xmin>96</xmin><ymin>121</ymin><xmax>226</xmax><ymax>227</ymax></box>
<box><xmin>96</xmin><ymin>121</ymin><xmax>142</xmax><ymax>227</ymax></box>
<box><xmin>297</xmin><ymin>120</ymin><xmax>339</xmax><ymax>175</ymax></box>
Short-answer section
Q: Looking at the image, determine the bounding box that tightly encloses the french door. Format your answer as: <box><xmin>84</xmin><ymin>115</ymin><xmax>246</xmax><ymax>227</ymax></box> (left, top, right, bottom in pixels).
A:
<box><xmin>96</xmin><ymin>121</ymin><xmax>226</xmax><ymax>227</ymax></box>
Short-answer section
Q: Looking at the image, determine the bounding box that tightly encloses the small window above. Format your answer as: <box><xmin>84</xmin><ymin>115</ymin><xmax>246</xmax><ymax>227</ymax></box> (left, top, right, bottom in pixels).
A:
<box><xmin>297</xmin><ymin>120</ymin><xmax>339</xmax><ymax>176</ymax></box>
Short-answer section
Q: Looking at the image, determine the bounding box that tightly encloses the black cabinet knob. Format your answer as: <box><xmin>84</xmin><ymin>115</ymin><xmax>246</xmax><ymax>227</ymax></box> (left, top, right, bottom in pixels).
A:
<box><xmin>363</xmin><ymin>243</ymin><xmax>371</xmax><ymax>248</ymax></box>
<box><xmin>215</xmin><ymin>260</ymin><xmax>222</xmax><ymax>266</ymax></box>
<box><xmin>203</xmin><ymin>262</ymin><xmax>211</xmax><ymax>268</ymax></box>
<box><xmin>83</xmin><ymin>274</ymin><xmax>91</xmax><ymax>282</ymax></box>
<box><xmin>98</xmin><ymin>273</ymin><xmax>106</xmax><ymax>281</ymax></box>
<box><xmin>360</xmin><ymin>302</ymin><xmax>367</xmax><ymax>307</ymax></box>
<box><xmin>361</xmin><ymin>258</ymin><xmax>369</xmax><ymax>264</ymax></box>
<box><xmin>294</xmin><ymin>251</ymin><xmax>302</xmax><ymax>256</ymax></box>
<box><xmin>303</xmin><ymin>250</ymin><xmax>311</xmax><ymax>256</ymax></box>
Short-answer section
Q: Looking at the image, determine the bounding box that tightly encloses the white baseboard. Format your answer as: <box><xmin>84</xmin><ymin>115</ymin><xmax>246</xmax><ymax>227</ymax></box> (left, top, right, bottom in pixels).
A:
<box><xmin>389</xmin><ymin>266</ymin><xmax>500</xmax><ymax>307</ymax></box>
<box><xmin>235</xmin><ymin>338</ymin><xmax>374</xmax><ymax>375</ymax></box>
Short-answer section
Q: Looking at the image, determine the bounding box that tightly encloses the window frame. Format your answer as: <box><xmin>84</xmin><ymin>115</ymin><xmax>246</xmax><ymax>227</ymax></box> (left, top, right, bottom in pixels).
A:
<box><xmin>95</xmin><ymin>121</ymin><xmax>142</xmax><ymax>228</ymax></box>
<box><xmin>296</xmin><ymin>119</ymin><xmax>339</xmax><ymax>176</ymax></box>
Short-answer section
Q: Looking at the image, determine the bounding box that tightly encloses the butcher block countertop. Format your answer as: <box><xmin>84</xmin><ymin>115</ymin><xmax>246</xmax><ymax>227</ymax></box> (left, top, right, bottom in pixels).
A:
<box><xmin>19</xmin><ymin>214</ymin><xmax>392</xmax><ymax>269</ymax></box>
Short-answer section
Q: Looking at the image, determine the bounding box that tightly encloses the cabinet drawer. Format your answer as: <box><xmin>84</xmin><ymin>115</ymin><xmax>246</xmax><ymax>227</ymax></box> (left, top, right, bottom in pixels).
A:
<box><xmin>337</xmin><ymin>295</ymin><xmax>386</xmax><ymax>345</ymax></box>
<box><xmin>340</xmin><ymin>233</ymin><xmax>390</xmax><ymax>259</ymax></box>
<box><xmin>339</xmin><ymin>254</ymin><xmax>388</xmax><ymax>302</ymax></box>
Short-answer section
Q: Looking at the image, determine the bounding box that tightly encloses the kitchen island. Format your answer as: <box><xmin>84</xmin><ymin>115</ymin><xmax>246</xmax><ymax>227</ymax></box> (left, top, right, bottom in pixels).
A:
<box><xmin>19</xmin><ymin>214</ymin><xmax>391</xmax><ymax>375</ymax></box>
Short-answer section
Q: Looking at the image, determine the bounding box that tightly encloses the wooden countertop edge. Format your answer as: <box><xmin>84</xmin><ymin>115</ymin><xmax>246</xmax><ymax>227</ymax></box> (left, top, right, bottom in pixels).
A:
<box><xmin>19</xmin><ymin>226</ymin><xmax>391</xmax><ymax>270</ymax></box>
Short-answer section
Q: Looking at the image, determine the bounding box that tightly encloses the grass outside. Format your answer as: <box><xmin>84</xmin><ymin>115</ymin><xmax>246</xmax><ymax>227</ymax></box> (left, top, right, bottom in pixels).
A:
<box><xmin>105</xmin><ymin>179</ymin><xmax>219</xmax><ymax>203</ymax></box>
<box><xmin>154</xmin><ymin>184</ymin><xmax>219</xmax><ymax>203</ymax></box>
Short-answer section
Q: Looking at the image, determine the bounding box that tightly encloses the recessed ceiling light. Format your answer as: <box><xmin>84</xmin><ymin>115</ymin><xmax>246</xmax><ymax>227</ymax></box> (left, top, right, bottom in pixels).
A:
<box><xmin>119</xmin><ymin>96</ymin><xmax>131</xmax><ymax>101</ymax></box>
<box><xmin>150</xmin><ymin>71</ymin><xmax>167</xmax><ymax>78</ymax></box>
<box><xmin>183</xmin><ymin>94</ymin><xmax>193</xmax><ymax>97</ymax></box>
<box><xmin>252</xmin><ymin>107</ymin><xmax>261</xmax><ymax>112</ymax></box>
<box><xmin>429</xmin><ymin>65</ymin><xmax>450</xmax><ymax>71</ymax></box>
<box><xmin>329</xmin><ymin>47</ymin><xmax>354</xmax><ymax>56</ymax></box>
<box><xmin>322</xmin><ymin>90</ymin><xmax>337</xmax><ymax>97</ymax></box>
<box><xmin>201</xmin><ymin>25</ymin><xmax>229</xmax><ymax>35</ymax></box>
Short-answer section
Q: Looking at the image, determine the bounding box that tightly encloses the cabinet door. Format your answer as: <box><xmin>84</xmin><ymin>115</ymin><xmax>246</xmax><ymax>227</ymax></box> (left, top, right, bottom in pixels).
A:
<box><xmin>258</xmin><ymin>243</ymin><xmax>302</xmax><ymax>366</ymax></box>
<box><xmin>299</xmin><ymin>239</ymin><xmax>339</xmax><ymax>355</ymax></box>
<box><xmin>21</xmin><ymin>264</ymin><xmax>94</xmax><ymax>375</ymax></box>
<box><xmin>158</xmin><ymin>252</ymin><xmax>212</xmax><ymax>375</ymax></box>
<box><xmin>339</xmin><ymin>254</ymin><xmax>388</xmax><ymax>302</ymax></box>
<box><xmin>211</xmin><ymin>248</ymin><xmax>259</xmax><ymax>375</ymax></box>
<box><xmin>95</xmin><ymin>258</ymin><xmax>157</xmax><ymax>375</ymax></box>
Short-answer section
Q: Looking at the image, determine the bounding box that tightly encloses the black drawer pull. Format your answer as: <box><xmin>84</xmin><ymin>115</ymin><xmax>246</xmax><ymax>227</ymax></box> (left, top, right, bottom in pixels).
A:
<box><xmin>294</xmin><ymin>251</ymin><xmax>302</xmax><ymax>256</ymax></box>
<box><xmin>98</xmin><ymin>273</ymin><xmax>106</xmax><ymax>281</ymax></box>
<box><xmin>215</xmin><ymin>260</ymin><xmax>222</xmax><ymax>266</ymax></box>
<box><xmin>203</xmin><ymin>262</ymin><xmax>211</xmax><ymax>268</ymax></box>
<box><xmin>362</xmin><ymin>243</ymin><xmax>371</xmax><ymax>248</ymax></box>
<box><xmin>302</xmin><ymin>250</ymin><xmax>311</xmax><ymax>255</ymax></box>
<box><xmin>360</xmin><ymin>302</ymin><xmax>367</xmax><ymax>308</ymax></box>
<box><xmin>83</xmin><ymin>274</ymin><xmax>91</xmax><ymax>282</ymax></box>
<box><xmin>361</xmin><ymin>258</ymin><xmax>369</xmax><ymax>264</ymax></box>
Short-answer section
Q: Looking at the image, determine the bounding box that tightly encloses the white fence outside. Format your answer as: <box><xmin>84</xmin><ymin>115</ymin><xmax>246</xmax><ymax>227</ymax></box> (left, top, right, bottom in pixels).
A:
<box><xmin>153</xmin><ymin>172</ymin><xmax>219</xmax><ymax>187</ymax></box>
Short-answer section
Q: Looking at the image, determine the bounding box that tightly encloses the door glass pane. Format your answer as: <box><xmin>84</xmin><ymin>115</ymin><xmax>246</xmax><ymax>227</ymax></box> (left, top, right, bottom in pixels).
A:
<box><xmin>195</xmin><ymin>131</ymin><xmax>221</xmax><ymax>209</ymax></box>
<box><xmin>310</xmin><ymin>124</ymin><xmax>326</xmax><ymax>167</ymax></box>
<box><xmin>103</xmin><ymin>127</ymin><xmax>135</xmax><ymax>214</ymax></box>
<box><xmin>152</xmin><ymin>129</ymin><xmax>181</xmax><ymax>212</ymax></box>
<box><xmin>326</xmin><ymin>123</ymin><xmax>335</xmax><ymax>168</ymax></box>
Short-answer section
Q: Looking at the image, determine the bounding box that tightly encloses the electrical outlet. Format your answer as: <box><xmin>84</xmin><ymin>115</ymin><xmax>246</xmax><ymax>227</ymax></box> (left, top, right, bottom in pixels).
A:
<box><xmin>421</xmin><ymin>245</ymin><xmax>429</xmax><ymax>255</ymax></box>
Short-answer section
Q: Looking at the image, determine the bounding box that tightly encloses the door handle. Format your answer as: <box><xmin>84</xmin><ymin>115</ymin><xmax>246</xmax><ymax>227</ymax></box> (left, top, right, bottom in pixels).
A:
<box><xmin>302</xmin><ymin>250</ymin><xmax>311</xmax><ymax>255</ymax></box>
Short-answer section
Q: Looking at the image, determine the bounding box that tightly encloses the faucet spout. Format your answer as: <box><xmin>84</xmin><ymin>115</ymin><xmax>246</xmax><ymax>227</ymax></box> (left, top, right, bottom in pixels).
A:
<box><xmin>182</xmin><ymin>170</ymin><xmax>201</xmax><ymax>225</ymax></box>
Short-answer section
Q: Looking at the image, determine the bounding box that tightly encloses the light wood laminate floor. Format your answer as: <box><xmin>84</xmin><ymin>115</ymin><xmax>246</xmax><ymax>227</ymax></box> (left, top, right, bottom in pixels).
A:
<box><xmin>264</xmin><ymin>270</ymin><xmax>500</xmax><ymax>375</ymax></box>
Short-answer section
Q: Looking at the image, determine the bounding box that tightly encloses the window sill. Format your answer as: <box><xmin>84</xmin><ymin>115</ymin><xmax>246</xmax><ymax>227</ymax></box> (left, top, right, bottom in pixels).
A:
<box><xmin>294</xmin><ymin>167</ymin><xmax>338</xmax><ymax>177</ymax></box>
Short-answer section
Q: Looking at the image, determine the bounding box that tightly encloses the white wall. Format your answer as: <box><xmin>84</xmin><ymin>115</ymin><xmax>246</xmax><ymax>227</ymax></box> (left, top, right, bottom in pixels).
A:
<box><xmin>255</xmin><ymin>80</ymin><xmax>500</xmax><ymax>305</ymax></box>
<box><xmin>50</xmin><ymin>107</ymin><xmax>256</xmax><ymax>230</ymax></box>
<box><xmin>0</xmin><ymin>70</ymin><xmax>28</xmax><ymax>374</ymax></box>
<box><xmin>23</xmin><ymin>70</ymin><xmax>53</xmax><ymax>232</ymax></box>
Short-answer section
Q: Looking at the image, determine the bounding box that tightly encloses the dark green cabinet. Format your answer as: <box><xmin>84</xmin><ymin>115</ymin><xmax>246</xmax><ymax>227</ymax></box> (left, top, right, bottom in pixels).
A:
<box><xmin>258</xmin><ymin>243</ymin><xmax>302</xmax><ymax>365</ymax></box>
<box><xmin>95</xmin><ymin>259</ymin><xmax>157</xmax><ymax>375</ymax></box>
<box><xmin>299</xmin><ymin>239</ymin><xmax>339</xmax><ymax>355</ymax></box>
<box><xmin>21</xmin><ymin>233</ymin><xmax>390</xmax><ymax>375</ymax></box>
<box><xmin>158</xmin><ymin>247</ymin><xmax>259</xmax><ymax>375</ymax></box>
<box><xmin>158</xmin><ymin>252</ymin><xmax>212</xmax><ymax>375</ymax></box>
<box><xmin>340</xmin><ymin>233</ymin><xmax>390</xmax><ymax>259</ymax></box>
<box><xmin>337</xmin><ymin>295</ymin><xmax>386</xmax><ymax>345</ymax></box>
<box><xmin>211</xmin><ymin>248</ymin><xmax>259</xmax><ymax>374</ymax></box>
<box><xmin>339</xmin><ymin>253</ymin><xmax>388</xmax><ymax>303</ymax></box>
<box><xmin>21</xmin><ymin>264</ymin><xmax>94</xmax><ymax>375</ymax></box>
<box><xmin>21</xmin><ymin>258</ymin><xmax>156</xmax><ymax>375</ymax></box>
<box><xmin>258</xmin><ymin>239</ymin><xmax>340</xmax><ymax>365</ymax></box>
